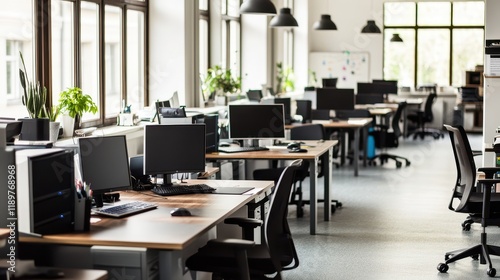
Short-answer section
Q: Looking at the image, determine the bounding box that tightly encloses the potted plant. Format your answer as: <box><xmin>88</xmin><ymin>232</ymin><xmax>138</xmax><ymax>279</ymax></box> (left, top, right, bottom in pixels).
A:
<box><xmin>58</xmin><ymin>87</ymin><xmax>98</xmax><ymax>137</ymax></box>
<box><xmin>275</xmin><ymin>62</ymin><xmax>295</xmax><ymax>95</ymax></box>
<box><xmin>46</xmin><ymin>105</ymin><xmax>61</xmax><ymax>142</ymax></box>
<box><xmin>18</xmin><ymin>52</ymin><xmax>50</xmax><ymax>141</ymax></box>
<box><xmin>305</xmin><ymin>69</ymin><xmax>318</xmax><ymax>91</ymax></box>
<box><xmin>202</xmin><ymin>65</ymin><xmax>241</xmax><ymax>105</ymax></box>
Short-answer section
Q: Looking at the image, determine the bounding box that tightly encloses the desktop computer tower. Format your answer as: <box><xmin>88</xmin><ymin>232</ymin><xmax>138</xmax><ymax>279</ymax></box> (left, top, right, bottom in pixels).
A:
<box><xmin>91</xmin><ymin>246</ymin><xmax>159</xmax><ymax>280</ymax></box>
<box><xmin>16</xmin><ymin>148</ymin><xmax>75</xmax><ymax>235</ymax></box>
<box><xmin>201</xmin><ymin>114</ymin><xmax>219</xmax><ymax>153</ymax></box>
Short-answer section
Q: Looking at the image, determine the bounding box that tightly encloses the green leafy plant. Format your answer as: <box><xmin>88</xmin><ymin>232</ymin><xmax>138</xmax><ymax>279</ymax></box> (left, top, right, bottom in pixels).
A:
<box><xmin>276</xmin><ymin>62</ymin><xmax>295</xmax><ymax>94</ymax></box>
<box><xmin>19</xmin><ymin>52</ymin><xmax>47</xmax><ymax>118</ymax></box>
<box><xmin>58</xmin><ymin>87</ymin><xmax>98</xmax><ymax>119</ymax></box>
<box><xmin>202</xmin><ymin>65</ymin><xmax>241</xmax><ymax>99</ymax></box>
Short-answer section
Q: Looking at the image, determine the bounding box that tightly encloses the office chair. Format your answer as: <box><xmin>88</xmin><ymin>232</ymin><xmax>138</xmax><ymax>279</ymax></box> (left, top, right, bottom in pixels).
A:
<box><xmin>406</xmin><ymin>91</ymin><xmax>445</xmax><ymax>140</ymax></box>
<box><xmin>368</xmin><ymin>102</ymin><xmax>410</xmax><ymax>168</ymax></box>
<box><xmin>186</xmin><ymin>160</ymin><xmax>302</xmax><ymax>280</ymax></box>
<box><xmin>437</xmin><ymin>125</ymin><xmax>500</xmax><ymax>277</ymax></box>
<box><xmin>253</xmin><ymin>124</ymin><xmax>339</xmax><ymax>218</ymax></box>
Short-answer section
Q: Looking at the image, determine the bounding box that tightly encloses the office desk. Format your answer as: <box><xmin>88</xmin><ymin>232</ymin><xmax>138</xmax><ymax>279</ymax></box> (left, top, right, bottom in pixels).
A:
<box><xmin>207</xmin><ymin>140</ymin><xmax>337</xmax><ymax>235</ymax></box>
<box><xmin>20</xmin><ymin>180</ymin><xmax>273</xmax><ymax>280</ymax></box>
<box><xmin>302</xmin><ymin>118</ymin><xmax>373</xmax><ymax>177</ymax></box>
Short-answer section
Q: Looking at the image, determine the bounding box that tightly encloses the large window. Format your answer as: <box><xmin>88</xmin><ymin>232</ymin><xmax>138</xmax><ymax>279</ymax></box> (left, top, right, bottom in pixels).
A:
<box><xmin>0</xmin><ymin>0</ymin><xmax>34</xmax><ymax>118</ymax></box>
<box><xmin>0</xmin><ymin>0</ymin><xmax>148</xmax><ymax>125</ymax></box>
<box><xmin>199</xmin><ymin>0</ymin><xmax>209</xmax><ymax>101</ymax></box>
<box><xmin>383</xmin><ymin>1</ymin><xmax>484</xmax><ymax>88</ymax></box>
<box><xmin>221</xmin><ymin>0</ymin><xmax>241</xmax><ymax>77</ymax></box>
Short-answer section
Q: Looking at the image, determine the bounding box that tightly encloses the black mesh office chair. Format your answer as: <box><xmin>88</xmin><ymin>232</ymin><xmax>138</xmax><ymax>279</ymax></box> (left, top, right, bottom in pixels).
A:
<box><xmin>186</xmin><ymin>160</ymin><xmax>302</xmax><ymax>280</ymax></box>
<box><xmin>407</xmin><ymin>91</ymin><xmax>444</xmax><ymax>140</ymax></box>
<box><xmin>253</xmin><ymin>124</ymin><xmax>338</xmax><ymax>218</ymax></box>
<box><xmin>368</xmin><ymin>102</ymin><xmax>410</xmax><ymax>168</ymax></box>
<box><xmin>437</xmin><ymin>125</ymin><xmax>500</xmax><ymax>277</ymax></box>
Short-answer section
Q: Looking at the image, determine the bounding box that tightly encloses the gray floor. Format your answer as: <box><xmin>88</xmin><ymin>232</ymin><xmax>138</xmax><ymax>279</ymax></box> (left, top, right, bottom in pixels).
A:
<box><xmin>282</xmin><ymin>132</ymin><xmax>500</xmax><ymax>279</ymax></box>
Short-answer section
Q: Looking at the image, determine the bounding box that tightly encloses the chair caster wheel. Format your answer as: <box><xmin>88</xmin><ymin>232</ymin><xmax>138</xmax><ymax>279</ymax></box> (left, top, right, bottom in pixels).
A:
<box><xmin>337</xmin><ymin>202</ymin><xmax>343</xmax><ymax>208</ymax></box>
<box><xmin>488</xmin><ymin>267</ymin><xmax>496</xmax><ymax>277</ymax></box>
<box><xmin>472</xmin><ymin>254</ymin><xmax>479</xmax><ymax>260</ymax></box>
<box><xmin>396</xmin><ymin>161</ymin><xmax>402</xmax><ymax>168</ymax></box>
<box><xmin>462</xmin><ymin>221</ymin><xmax>471</xmax><ymax>231</ymax></box>
<box><xmin>437</xmin><ymin>263</ymin><xmax>448</xmax><ymax>273</ymax></box>
<box><xmin>405</xmin><ymin>161</ymin><xmax>411</xmax><ymax>166</ymax></box>
<box><xmin>331</xmin><ymin>205</ymin><xmax>336</xmax><ymax>214</ymax></box>
<box><xmin>445</xmin><ymin>254</ymin><xmax>450</xmax><ymax>260</ymax></box>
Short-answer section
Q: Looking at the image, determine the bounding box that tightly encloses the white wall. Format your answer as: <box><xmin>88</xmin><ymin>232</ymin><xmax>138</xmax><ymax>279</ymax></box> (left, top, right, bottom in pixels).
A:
<box><xmin>149</xmin><ymin>0</ymin><xmax>198</xmax><ymax>107</ymax></box>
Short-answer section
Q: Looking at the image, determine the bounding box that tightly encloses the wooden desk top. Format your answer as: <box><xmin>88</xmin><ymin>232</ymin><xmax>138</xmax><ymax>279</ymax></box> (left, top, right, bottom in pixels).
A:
<box><xmin>206</xmin><ymin>140</ymin><xmax>337</xmax><ymax>160</ymax></box>
<box><xmin>306</xmin><ymin>118</ymin><xmax>372</xmax><ymax>129</ymax></box>
<box><xmin>20</xmin><ymin>180</ymin><xmax>273</xmax><ymax>251</ymax></box>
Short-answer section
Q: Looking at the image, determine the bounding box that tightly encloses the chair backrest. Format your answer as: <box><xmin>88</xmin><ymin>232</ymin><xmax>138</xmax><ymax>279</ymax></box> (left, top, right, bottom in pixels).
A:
<box><xmin>290</xmin><ymin>124</ymin><xmax>325</xmax><ymax>141</ymax></box>
<box><xmin>322</xmin><ymin>78</ymin><xmax>337</xmax><ymax>88</ymax></box>
<box><xmin>423</xmin><ymin>93</ymin><xmax>437</xmax><ymax>122</ymax></box>
<box><xmin>265</xmin><ymin>159</ymin><xmax>302</xmax><ymax>271</ymax></box>
<box><xmin>443</xmin><ymin>124</ymin><xmax>476</xmax><ymax>212</ymax></box>
<box><xmin>391</xmin><ymin>102</ymin><xmax>407</xmax><ymax>138</ymax></box>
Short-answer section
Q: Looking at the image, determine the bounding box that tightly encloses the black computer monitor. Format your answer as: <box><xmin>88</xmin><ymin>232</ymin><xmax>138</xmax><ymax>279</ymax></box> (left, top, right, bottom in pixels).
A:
<box><xmin>322</xmin><ymin>78</ymin><xmax>338</xmax><ymax>88</ymax></box>
<box><xmin>358</xmin><ymin>82</ymin><xmax>398</xmax><ymax>95</ymax></box>
<box><xmin>228</xmin><ymin>104</ymin><xmax>285</xmax><ymax>141</ymax></box>
<box><xmin>200</xmin><ymin>114</ymin><xmax>219</xmax><ymax>153</ymax></box>
<box><xmin>247</xmin><ymin>89</ymin><xmax>263</xmax><ymax>102</ymax></box>
<box><xmin>355</xmin><ymin>93</ymin><xmax>385</xmax><ymax>104</ymax></box>
<box><xmin>144</xmin><ymin>124</ymin><xmax>206</xmax><ymax>186</ymax></box>
<box><xmin>274</xmin><ymin>97</ymin><xmax>292</xmax><ymax>125</ymax></box>
<box><xmin>316</xmin><ymin>88</ymin><xmax>355</xmax><ymax>110</ymax></box>
<box><xmin>295</xmin><ymin>99</ymin><xmax>312</xmax><ymax>123</ymax></box>
<box><xmin>79</xmin><ymin>136</ymin><xmax>132</xmax><ymax>208</ymax></box>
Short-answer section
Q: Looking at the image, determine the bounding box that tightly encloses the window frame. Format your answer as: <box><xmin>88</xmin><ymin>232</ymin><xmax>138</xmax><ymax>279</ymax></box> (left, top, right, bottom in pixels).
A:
<box><xmin>383</xmin><ymin>1</ymin><xmax>484</xmax><ymax>88</ymax></box>
<box><xmin>38</xmin><ymin>0</ymin><xmax>148</xmax><ymax>127</ymax></box>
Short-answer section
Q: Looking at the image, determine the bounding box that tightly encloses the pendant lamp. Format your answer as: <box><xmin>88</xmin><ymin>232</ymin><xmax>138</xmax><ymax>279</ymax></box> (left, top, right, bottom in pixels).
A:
<box><xmin>390</xmin><ymin>33</ymin><xmax>403</xmax><ymax>42</ymax></box>
<box><xmin>270</xmin><ymin>8</ymin><xmax>298</xmax><ymax>28</ymax></box>
<box><xmin>240</xmin><ymin>0</ymin><xmax>277</xmax><ymax>15</ymax></box>
<box><xmin>313</xmin><ymin>15</ymin><xmax>337</xmax><ymax>30</ymax></box>
<box><xmin>313</xmin><ymin>0</ymin><xmax>337</xmax><ymax>30</ymax></box>
<box><xmin>361</xmin><ymin>20</ymin><xmax>381</xmax><ymax>33</ymax></box>
<box><xmin>361</xmin><ymin>0</ymin><xmax>381</xmax><ymax>34</ymax></box>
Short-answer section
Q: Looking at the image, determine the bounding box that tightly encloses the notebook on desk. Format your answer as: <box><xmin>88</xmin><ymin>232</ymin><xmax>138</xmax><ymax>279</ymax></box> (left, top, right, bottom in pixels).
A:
<box><xmin>212</xmin><ymin>186</ymin><xmax>254</xmax><ymax>195</ymax></box>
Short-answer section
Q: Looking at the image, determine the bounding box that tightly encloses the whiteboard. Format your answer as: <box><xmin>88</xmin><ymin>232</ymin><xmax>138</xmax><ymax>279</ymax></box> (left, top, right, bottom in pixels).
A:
<box><xmin>309</xmin><ymin>51</ymin><xmax>370</xmax><ymax>89</ymax></box>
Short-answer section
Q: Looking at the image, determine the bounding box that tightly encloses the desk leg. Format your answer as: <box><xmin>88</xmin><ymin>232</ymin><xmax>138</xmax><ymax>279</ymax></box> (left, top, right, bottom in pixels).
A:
<box><xmin>353</xmin><ymin>128</ymin><xmax>360</xmax><ymax>177</ymax></box>
<box><xmin>323</xmin><ymin>147</ymin><xmax>333</xmax><ymax>222</ymax></box>
<box><xmin>309</xmin><ymin>158</ymin><xmax>317</xmax><ymax>235</ymax></box>
<box><xmin>159</xmin><ymin>250</ymin><xmax>183</xmax><ymax>280</ymax></box>
<box><xmin>362</xmin><ymin>126</ymin><xmax>368</xmax><ymax>167</ymax></box>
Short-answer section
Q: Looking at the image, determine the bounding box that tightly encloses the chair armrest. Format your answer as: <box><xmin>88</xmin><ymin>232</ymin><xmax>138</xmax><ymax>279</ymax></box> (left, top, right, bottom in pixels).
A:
<box><xmin>225</xmin><ymin>217</ymin><xmax>263</xmax><ymax>228</ymax></box>
<box><xmin>478</xmin><ymin>167</ymin><xmax>500</xmax><ymax>179</ymax></box>
<box><xmin>207</xmin><ymin>238</ymin><xmax>255</xmax><ymax>249</ymax></box>
<box><xmin>225</xmin><ymin>217</ymin><xmax>263</xmax><ymax>240</ymax></box>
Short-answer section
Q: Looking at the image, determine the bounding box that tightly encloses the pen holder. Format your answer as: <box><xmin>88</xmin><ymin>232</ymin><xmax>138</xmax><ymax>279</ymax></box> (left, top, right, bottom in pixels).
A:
<box><xmin>74</xmin><ymin>196</ymin><xmax>91</xmax><ymax>232</ymax></box>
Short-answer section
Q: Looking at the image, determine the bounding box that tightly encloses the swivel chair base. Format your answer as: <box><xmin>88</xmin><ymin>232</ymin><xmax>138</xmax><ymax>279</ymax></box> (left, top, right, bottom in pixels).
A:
<box><xmin>368</xmin><ymin>153</ymin><xmax>411</xmax><ymax>168</ymax></box>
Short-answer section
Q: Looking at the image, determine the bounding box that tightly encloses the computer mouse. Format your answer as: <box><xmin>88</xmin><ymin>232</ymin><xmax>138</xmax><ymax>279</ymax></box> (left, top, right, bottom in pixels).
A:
<box><xmin>170</xmin><ymin>207</ymin><xmax>192</xmax><ymax>216</ymax></box>
<box><xmin>288</xmin><ymin>148</ymin><xmax>308</xmax><ymax>153</ymax></box>
<box><xmin>219</xmin><ymin>142</ymin><xmax>231</xmax><ymax>147</ymax></box>
<box><xmin>287</xmin><ymin>142</ymin><xmax>301</xmax><ymax>150</ymax></box>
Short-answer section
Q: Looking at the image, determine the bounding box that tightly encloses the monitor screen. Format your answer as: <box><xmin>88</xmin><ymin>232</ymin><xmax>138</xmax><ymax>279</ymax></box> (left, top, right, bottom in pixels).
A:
<box><xmin>316</xmin><ymin>88</ymin><xmax>355</xmax><ymax>110</ymax></box>
<box><xmin>228</xmin><ymin>104</ymin><xmax>285</xmax><ymax>140</ymax></box>
<box><xmin>78</xmin><ymin>136</ymin><xmax>132</xmax><ymax>207</ymax></box>
<box><xmin>322</xmin><ymin>78</ymin><xmax>338</xmax><ymax>88</ymax></box>
<box><xmin>274</xmin><ymin>97</ymin><xmax>292</xmax><ymax>124</ymax></box>
<box><xmin>144</xmin><ymin>124</ymin><xmax>206</xmax><ymax>183</ymax></box>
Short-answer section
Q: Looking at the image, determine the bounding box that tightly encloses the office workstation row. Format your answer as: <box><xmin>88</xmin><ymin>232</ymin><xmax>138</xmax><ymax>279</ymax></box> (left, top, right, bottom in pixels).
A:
<box><xmin>1</xmin><ymin>103</ymin><xmax>339</xmax><ymax>279</ymax></box>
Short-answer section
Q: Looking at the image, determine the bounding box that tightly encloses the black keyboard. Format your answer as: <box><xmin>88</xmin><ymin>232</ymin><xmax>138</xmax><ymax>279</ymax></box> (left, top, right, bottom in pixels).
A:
<box><xmin>218</xmin><ymin>146</ymin><xmax>269</xmax><ymax>153</ymax></box>
<box><xmin>93</xmin><ymin>201</ymin><xmax>158</xmax><ymax>218</ymax></box>
<box><xmin>152</xmin><ymin>184</ymin><xmax>216</xmax><ymax>196</ymax></box>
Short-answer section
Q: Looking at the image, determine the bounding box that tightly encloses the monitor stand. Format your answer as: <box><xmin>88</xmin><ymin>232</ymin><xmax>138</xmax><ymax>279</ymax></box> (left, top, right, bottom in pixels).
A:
<box><xmin>244</xmin><ymin>139</ymin><xmax>260</xmax><ymax>148</ymax></box>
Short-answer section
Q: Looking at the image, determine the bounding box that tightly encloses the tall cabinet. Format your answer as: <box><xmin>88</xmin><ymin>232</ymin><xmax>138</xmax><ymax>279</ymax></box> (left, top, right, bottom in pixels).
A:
<box><xmin>482</xmin><ymin>0</ymin><xmax>500</xmax><ymax>166</ymax></box>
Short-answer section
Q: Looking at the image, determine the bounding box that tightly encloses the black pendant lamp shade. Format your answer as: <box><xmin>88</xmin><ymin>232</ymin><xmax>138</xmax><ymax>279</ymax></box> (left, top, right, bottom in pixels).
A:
<box><xmin>240</xmin><ymin>0</ymin><xmax>277</xmax><ymax>15</ymax></box>
<box><xmin>270</xmin><ymin>8</ymin><xmax>298</xmax><ymax>28</ymax></box>
<box><xmin>361</xmin><ymin>20</ymin><xmax>381</xmax><ymax>33</ymax></box>
<box><xmin>313</xmin><ymin>14</ymin><xmax>337</xmax><ymax>30</ymax></box>
<box><xmin>390</xmin><ymin>33</ymin><xmax>403</xmax><ymax>42</ymax></box>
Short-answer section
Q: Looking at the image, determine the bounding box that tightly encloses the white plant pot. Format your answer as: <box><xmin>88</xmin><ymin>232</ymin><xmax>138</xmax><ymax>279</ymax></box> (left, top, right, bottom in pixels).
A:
<box><xmin>62</xmin><ymin>115</ymin><xmax>75</xmax><ymax>138</ymax></box>
<box><xmin>215</xmin><ymin>95</ymin><xmax>227</xmax><ymax>106</ymax></box>
<box><xmin>49</xmin><ymin>122</ymin><xmax>60</xmax><ymax>143</ymax></box>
